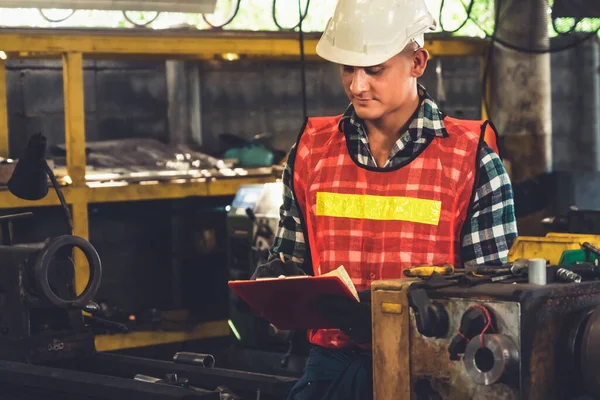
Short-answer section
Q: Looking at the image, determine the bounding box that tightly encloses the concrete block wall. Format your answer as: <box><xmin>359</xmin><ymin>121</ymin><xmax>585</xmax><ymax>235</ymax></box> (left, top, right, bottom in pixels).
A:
<box><xmin>6</xmin><ymin>59</ymin><xmax>168</xmax><ymax>158</ymax></box>
<box><xmin>5</xmin><ymin>55</ymin><xmax>484</xmax><ymax>159</ymax></box>
<box><xmin>199</xmin><ymin>56</ymin><xmax>483</xmax><ymax>155</ymax></box>
<box><xmin>551</xmin><ymin>37</ymin><xmax>600</xmax><ymax>172</ymax></box>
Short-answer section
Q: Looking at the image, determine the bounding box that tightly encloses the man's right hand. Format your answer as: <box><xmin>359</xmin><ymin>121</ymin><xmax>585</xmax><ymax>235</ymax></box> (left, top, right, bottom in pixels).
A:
<box><xmin>251</xmin><ymin>257</ymin><xmax>306</xmax><ymax>279</ymax></box>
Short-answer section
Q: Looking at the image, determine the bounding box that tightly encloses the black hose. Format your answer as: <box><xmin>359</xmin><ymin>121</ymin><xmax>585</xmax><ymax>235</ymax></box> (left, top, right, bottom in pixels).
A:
<box><xmin>202</xmin><ymin>0</ymin><xmax>242</xmax><ymax>29</ymax></box>
<box><xmin>272</xmin><ymin>0</ymin><xmax>310</xmax><ymax>30</ymax></box>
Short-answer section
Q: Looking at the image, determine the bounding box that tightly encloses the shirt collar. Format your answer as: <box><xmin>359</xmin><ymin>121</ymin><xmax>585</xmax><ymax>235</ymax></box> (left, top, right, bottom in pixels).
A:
<box><xmin>338</xmin><ymin>84</ymin><xmax>448</xmax><ymax>139</ymax></box>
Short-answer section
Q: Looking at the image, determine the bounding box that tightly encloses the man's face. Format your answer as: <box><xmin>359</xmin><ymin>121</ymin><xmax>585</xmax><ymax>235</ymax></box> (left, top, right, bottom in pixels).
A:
<box><xmin>340</xmin><ymin>48</ymin><xmax>427</xmax><ymax>121</ymax></box>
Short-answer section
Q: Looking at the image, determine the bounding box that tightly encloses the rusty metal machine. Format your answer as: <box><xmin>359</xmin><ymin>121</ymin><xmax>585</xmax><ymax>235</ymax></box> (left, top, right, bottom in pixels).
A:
<box><xmin>372</xmin><ymin>275</ymin><xmax>600</xmax><ymax>400</ymax></box>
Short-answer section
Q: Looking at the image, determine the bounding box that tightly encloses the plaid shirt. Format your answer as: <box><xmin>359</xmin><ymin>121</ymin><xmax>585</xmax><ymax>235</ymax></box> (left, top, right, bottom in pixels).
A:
<box><xmin>271</xmin><ymin>85</ymin><xmax>518</xmax><ymax>268</ymax></box>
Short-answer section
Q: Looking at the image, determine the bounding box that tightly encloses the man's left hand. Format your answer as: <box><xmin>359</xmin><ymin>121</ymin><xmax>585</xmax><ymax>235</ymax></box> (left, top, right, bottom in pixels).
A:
<box><xmin>315</xmin><ymin>290</ymin><xmax>372</xmax><ymax>344</ymax></box>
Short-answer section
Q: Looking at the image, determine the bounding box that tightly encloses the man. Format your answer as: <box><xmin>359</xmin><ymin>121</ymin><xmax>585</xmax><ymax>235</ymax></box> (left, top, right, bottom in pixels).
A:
<box><xmin>252</xmin><ymin>0</ymin><xmax>518</xmax><ymax>398</ymax></box>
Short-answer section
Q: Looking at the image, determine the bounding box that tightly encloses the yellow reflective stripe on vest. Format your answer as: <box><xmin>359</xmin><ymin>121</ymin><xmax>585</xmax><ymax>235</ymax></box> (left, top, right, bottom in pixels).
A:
<box><xmin>315</xmin><ymin>192</ymin><xmax>441</xmax><ymax>226</ymax></box>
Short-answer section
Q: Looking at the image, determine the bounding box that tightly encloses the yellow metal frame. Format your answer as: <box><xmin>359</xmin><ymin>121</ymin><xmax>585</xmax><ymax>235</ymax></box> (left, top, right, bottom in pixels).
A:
<box><xmin>94</xmin><ymin>320</ymin><xmax>229</xmax><ymax>352</ymax></box>
<box><xmin>0</xmin><ymin>29</ymin><xmax>489</xmax><ymax>59</ymax></box>
<box><xmin>0</xmin><ymin>60</ymin><xmax>7</xmax><ymax>159</ymax></box>
<box><xmin>0</xmin><ymin>28</ymin><xmax>489</xmax><ymax>351</ymax></box>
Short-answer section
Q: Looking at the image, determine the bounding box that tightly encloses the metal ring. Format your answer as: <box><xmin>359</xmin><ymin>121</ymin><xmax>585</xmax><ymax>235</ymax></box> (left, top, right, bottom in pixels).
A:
<box><xmin>34</xmin><ymin>235</ymin><xmax>102</xmax><ymax>309</ymax></box>
<box><xmin>463</xmin><ymin>334</ymin><xmax>519</xmax><ymax>386</ymax></box>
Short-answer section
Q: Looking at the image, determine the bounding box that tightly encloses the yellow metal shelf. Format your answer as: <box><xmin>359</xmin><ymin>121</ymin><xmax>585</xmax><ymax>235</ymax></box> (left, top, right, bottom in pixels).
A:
<box><xmin>0</xmin><ymin>28</ymin><xmax>489</xmax><ymax>60</ymax></box>
<box><xmin>94</xmin><ymin>320</ymin><xmax>229</xmax><ymax>352</ymax></box>
<box><xmin>0</xmin><ymin>175</ymin><xmax>277</xmax><ymax>208</ymax></box>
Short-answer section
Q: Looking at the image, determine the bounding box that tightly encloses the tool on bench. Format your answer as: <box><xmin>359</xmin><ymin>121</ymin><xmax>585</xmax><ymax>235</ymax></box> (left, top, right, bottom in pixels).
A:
<box><xmin>403</xmin><ymin>264</ymin><xmax>454</xmax><ymax>278</ymax></box>
<box><xmin>556</xmin><ymin>268</ymin><xmax>582</xmax><ymax>283</ymax></box>
<box><xmin>134</xmin><ymin>372</ymin><xmax>242</xmax><ymax>399</ymax></box>
<box><xmin>474</xmin><ymin>259</ymin><xmax>529</xmax><ymax>276</ymax></box>
<box><xmin>582</xmin><ymin>242</ymin><xmax>600</xmax><ymax>257</ymax></box>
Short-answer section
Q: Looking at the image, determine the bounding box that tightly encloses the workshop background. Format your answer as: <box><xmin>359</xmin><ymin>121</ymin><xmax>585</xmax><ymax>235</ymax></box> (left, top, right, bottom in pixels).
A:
<box><xmin>0</xmin><ymin>0</ymin><xmax>599</xmax><ymax>395</ymax></box>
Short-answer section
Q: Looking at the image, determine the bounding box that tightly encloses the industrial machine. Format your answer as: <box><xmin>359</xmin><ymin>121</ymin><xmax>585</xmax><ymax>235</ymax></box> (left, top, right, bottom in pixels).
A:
<box><xmin>372</xmin><ymin>272</ymin><xmax>600</xmax><ymax>400</ymax></box>
<box><xmin>0</xmin><ymin>211</ymin><xmax>102</xmax><ymax>364</ymax></box>
<box><xmin>227</xmin><ymin>182</ymin><xmax>281</xmax><ymax>350</ymax></box>
<box><xmin>226</xmin><ymin>182</ymin><xmax>308</xmax><ymax>377</ymax></box>
<box><xmin>226</xmin><ymin>182</ymin><xmax>281</xmax><ymax>284</ymax></box>
<box><xmin>0</xmin><ymin>134</ymin><xmax>297</xmax><ymax>399</ymax></box>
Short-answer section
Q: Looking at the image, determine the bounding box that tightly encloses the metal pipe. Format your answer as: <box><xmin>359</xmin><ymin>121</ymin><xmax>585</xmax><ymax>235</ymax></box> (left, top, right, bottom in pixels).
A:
<box><xmin>528</xmin><ymin>258</ymin><xmax>547</xmax><ymax>285</ymax></box>
<box><xmin>172</xmin><ymin>352</ymin><xmax>215</xmax><ymax>368</ymax></box>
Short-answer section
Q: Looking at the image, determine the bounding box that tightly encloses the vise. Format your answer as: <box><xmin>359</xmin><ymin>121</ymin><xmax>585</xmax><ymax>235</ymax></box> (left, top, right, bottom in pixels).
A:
<box><xmin>372</xmin><ymin>278</ymin><xmax>600</xmax><ymax>400</ymax></box>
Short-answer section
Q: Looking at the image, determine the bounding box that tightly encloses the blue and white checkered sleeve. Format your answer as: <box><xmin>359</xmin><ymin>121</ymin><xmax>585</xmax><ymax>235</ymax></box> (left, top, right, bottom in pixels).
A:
<box><xmin>461</xmin><ymin>144</ymin><xmax>518</xmax><ymax>267</ymax></box>
<box><xmin>269</xmin><ymin>143</ymin><xmax>308</xmax><ymax>264</ymax></box>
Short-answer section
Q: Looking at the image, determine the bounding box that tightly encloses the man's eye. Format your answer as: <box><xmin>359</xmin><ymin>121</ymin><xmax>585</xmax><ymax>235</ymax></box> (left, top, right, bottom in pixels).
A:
<box><xmin>366</xmin><ymin>68</ymin><xmax>382</xmax><ymax>75</ymax></box>
<box><xmin>342</xmin><ymin>66</ymin><xmax>354</xmax><ymax>73</ymax></box>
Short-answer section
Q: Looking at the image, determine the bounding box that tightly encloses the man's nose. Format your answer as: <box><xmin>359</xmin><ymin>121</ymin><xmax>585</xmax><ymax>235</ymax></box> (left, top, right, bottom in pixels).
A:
<box><xmin>349</xmin><ymin>69</ymin><xmax>368</xmax><ymax>96</ymax></box>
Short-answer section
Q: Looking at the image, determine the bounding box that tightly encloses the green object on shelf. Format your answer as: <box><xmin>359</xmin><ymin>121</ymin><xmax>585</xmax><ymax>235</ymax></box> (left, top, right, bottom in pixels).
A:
<box><xmin>559</xmin><ymin>249</ymin><xmax>598</xmax><ymax>265</ymax></box>
<box><xmin>224</xmin><ymin>144</ymin><xmax>274</xmax><ymax>168</ymax></box>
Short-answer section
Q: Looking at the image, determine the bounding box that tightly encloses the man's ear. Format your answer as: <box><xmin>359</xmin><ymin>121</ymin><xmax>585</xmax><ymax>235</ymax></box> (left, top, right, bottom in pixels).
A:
<box><xmin>411</xmin><ymin>48</ymin><xmax>429</xmax><ymax>78</ymax></box>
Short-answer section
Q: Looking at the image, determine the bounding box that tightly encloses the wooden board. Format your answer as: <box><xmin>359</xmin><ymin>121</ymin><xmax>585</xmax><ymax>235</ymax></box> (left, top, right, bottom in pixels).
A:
<box><xmin>372</xmin><ymin>279</ymin><xmax>414</xmax><ymax>400</ymax></box>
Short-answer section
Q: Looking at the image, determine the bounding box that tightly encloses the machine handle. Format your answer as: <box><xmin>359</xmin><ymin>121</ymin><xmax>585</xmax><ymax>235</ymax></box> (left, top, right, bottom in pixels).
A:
<box><xmin>408</xmin><ymin>289</ymin><xmax>449</xmax><ymax>338</ymax></box>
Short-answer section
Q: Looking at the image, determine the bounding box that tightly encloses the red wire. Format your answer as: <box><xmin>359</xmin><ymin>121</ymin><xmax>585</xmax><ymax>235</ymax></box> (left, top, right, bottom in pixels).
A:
<box><xmin>470</xmin><ymin>305</ymin><xmax>494</xmax><ymax>347</ymax></box>
<box><xmin>456</xmin><ymin>305</ymin><xmax>495</xmax><ymax>348</ymax></box>
<box><xmin>457</xmin><ymin>330</ymin><xmax>470</xmax><ymax>343</ymax></box>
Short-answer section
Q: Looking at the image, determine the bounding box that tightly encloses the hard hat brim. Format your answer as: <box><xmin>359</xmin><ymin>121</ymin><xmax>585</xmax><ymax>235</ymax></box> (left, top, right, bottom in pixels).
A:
<box><xmin>316</xmin><ymin>38</ymin><xmax>400</xmax><ymax>67</ymax></box>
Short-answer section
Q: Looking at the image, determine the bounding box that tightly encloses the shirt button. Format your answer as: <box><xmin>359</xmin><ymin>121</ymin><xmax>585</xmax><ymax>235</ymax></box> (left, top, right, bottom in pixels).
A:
<box><xmin>370</xmin><ymin>273</ymin><xmax>376</xmax><ymax>279</ymax></box>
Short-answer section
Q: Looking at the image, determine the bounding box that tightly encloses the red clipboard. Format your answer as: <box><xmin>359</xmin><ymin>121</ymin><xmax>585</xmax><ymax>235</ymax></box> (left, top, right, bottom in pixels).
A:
<box><xmin>228</xmin><ymin>275</ymin><xmax>358</xmax><ymax>330</ymax></box>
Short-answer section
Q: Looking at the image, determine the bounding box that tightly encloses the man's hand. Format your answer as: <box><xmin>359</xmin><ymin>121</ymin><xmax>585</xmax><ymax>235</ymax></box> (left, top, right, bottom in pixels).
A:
<box><xmin>315</xmin><ymin>290</ymin><xmax>372</xmax><ymax>344</ymax></box>
<box><xmin>251</xmin><ymin>257</ymin><xmax>307</xmax><ymax>280</ymax></box>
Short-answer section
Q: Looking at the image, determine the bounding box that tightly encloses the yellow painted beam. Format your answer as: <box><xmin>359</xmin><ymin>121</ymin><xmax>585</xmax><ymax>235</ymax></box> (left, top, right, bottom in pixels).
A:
<box><xmin>72</xmin><ymin>195</ymin><xmax>90</xmax><ymax>295</ymax></box>
<box><xmin>1</xmin><ymin>29</ymin><xmax>319</xmax><ymax>59</ymax></box>
<box><xmin>0</xmin><ymin>29</ymin><xmax>488</xmax><ymax>60</ymax></box>
<box><xmin>0</xmin><ymin>175</ymin><xmax>276</xmax><ymax>209</ymax></box>
<box><xmin>481</xmin><ymin>55</ymin><xmax>491</xmax><ymax>121</ymax></box>
<box><xmin>424</xmin><ymin>37</ymin><xmax>489</xmax><ymax>57</ymax></box>
<box><xmin>94</xmin><ymin>320</ymin><xmax>229</xmax><ymax>352</ymax></box>
<box><xmin>62</xmin><ymin>51</ymin><xmax>90</xmax><ymax>294</ymax></box>
<box><xmin>88</xmin><ymin>176</ymin><xmax>275</xmax><ymax>203</ymax></box>
<box><xmin>0</xmin><ymin>187</ymin><xmax>70</xmax><ymax>208</ymax></box>
<box><xmin>62</xmin><ymin>52</ymin><xmax>87</xmax><ymax>186</ymax></box>
<box><xmin>0</xmin><ymin>59</ymin><xmax>8</xmax><ymax>158</ymax></box>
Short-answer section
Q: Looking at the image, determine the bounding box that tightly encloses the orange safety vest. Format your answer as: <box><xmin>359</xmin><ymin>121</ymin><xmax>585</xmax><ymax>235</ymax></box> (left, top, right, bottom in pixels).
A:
<box><xmin>292</xmin><ymin>115</ymin><xmax>494</xmax><ymax>349</ymax></box>
<box><xmin>460</xmin><ymin>119</ymin><xmax>500</xmax><ymax>156</ymax></box>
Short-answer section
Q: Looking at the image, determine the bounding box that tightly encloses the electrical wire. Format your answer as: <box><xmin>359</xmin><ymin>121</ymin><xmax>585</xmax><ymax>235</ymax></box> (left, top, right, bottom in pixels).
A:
<box><xmin>457</xmin><ymin>0</ymin><xmax>600</xmax><ymax>54</ymax></box>
<box><xmin>298</xmin><ymin>0</ymin><xmax>308</xmax><ymax>121</ymax></box>
<box><xmin>202</xmin><ymin>0</ymin><xmax>242</xmax><ymax>29</ymax></box>
<box><xmin>552</xmin><ymin>16</ymin><xmax>581</xmax><ymax>34</ymax></box>
<box><xmin>435</xmin><ymin>0</ymin><xmax>600</xmax><ymax>137</ymax></box>
<box><xmin>122</xmin><ymin>11</ymin><xmax>161</xmax><ymax>27</ymax></box>
<box><xmin>273</xmin><ymin>0</ymin><xmax>310</xmax><ymax>31</ymax></box>
<box><xmin>44</xmin><ymin>162</ymin><xmax>73</xmax><ymax>235</ymax></box>
<box><xmin>38</xmin><ymin>8</ymin><xmax>76</xmax><ymax>23</ymax></box>
<box><xmin>492</xmin><ymin>30</ymin><xmax>599</xmax><ymax>53</ymax></box>
<box><xmin>480</xmin><ymin>0</ymin><xmax>501</xmax><ymax>122</ymax></box>
<box><xmin>439</xmin><ymin>0</ymin><xmax>475</xmax><ymax>33</ymax></box>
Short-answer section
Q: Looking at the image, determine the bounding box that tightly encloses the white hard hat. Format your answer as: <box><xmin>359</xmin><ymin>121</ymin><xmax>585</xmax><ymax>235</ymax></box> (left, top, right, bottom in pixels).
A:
<box><xmin>316</xmin><ymin>0</ymin><xmax>438</xmax><ymax>67</ymax></box>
